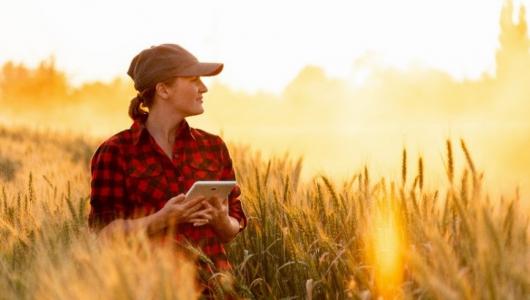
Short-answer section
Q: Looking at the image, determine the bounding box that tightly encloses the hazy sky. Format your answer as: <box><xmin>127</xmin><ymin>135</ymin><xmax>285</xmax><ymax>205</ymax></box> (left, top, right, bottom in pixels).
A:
<box><xmin>0</xmin><ymin>0</ymin><xmax>525</xmax><ymax>93</ymax></box>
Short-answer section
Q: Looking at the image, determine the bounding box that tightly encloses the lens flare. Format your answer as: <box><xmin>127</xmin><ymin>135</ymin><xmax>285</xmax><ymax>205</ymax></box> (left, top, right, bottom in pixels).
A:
<box><xmin>366</xmin><ymin>198</ymin><xmax>406</xmax><ymax>298</ymax></box>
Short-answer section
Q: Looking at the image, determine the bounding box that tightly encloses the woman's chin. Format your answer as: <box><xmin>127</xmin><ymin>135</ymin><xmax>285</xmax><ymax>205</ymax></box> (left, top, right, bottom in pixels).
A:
<box><xmin>187</xmin><ymin>108</ymin><xmax>204</xmax><ymax>117</ymax></box>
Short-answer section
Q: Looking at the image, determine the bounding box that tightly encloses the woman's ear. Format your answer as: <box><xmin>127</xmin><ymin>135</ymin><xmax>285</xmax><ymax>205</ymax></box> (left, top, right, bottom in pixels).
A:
<box><xmin>155</xmin><ymin>82</ymin><xmax>170</xmax><ymax>99</ymax></box>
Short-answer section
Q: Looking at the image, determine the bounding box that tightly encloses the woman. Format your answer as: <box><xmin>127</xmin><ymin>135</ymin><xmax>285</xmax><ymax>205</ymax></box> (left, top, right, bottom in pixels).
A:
<box><xmin>88</xmin><ymin>44</ymin><xmax>247</xmax><ymax>281</ymax></box>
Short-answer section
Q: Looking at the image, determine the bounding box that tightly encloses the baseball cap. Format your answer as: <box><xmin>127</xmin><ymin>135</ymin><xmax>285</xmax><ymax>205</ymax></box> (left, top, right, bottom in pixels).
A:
<box><xmin>127</xmin><ymin>44</ymin><xmax>223</xmax><ymax>92</ymax></box>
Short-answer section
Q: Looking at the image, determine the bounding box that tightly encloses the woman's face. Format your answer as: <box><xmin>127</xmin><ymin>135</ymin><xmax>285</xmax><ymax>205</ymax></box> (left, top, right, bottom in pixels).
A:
<box><xmin>163</xmin><ymin>76</ymin><xmax>208</xmax><ymax>117</ymax></box>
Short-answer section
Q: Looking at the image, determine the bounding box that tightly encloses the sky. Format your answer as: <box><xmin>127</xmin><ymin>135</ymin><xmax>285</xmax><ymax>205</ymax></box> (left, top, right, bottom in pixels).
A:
<box><xmin>0</xmin><ymin>0</ymin><xmax>524</xmax><ymax>93</ymax></box>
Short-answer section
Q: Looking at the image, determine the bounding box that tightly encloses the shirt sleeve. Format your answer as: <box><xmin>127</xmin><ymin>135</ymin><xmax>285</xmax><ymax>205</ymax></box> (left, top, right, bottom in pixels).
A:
<box><xmin>219</xmin><ymin>139</ymin><xmax>247</xmax><ymax>232</ymax></box>
<box><xmin>88</xmin><ymin>142</ymin><xmax>127</xmax><ymax>233</ymax></box>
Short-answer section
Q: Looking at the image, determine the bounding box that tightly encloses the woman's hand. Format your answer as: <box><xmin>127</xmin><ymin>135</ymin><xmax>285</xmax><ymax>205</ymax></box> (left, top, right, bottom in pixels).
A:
<box><xmin>194</xmin><ymin>196</ymin><xmax>241</xmax><ymax>243</ymax></box>
<box><xmin>99</xmin><ymin>194</ymin><xmax>208</xmax><ymax>238</ymax></box>
<box><xmin>192</xmin><ymin>196</ymin><xmax>229</xmax><ymax>227</ymax></box>
<box><xmin>155</xmin><ymin>193</ymin><xmax>209</xmax><ymax>228</ymax></box>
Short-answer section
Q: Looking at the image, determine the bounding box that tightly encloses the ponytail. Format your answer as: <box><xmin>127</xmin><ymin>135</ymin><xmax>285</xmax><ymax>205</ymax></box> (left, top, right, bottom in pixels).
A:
<box><xmin>128</xmin><ymin>94</ymin><xmax>148</xmax><ymax>121</ymax></box>
<box><xmin>127</xmin><ymin>78</ymin><xmax>173</xmax><ymax>121</ymax></box>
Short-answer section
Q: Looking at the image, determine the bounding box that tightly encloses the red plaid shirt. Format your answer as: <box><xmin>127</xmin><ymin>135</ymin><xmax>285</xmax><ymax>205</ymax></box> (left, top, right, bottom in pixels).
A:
<box><xmin>88</xmin><ymin>119</ymin><xmax>247</xmax><ymax>271</ymax></box>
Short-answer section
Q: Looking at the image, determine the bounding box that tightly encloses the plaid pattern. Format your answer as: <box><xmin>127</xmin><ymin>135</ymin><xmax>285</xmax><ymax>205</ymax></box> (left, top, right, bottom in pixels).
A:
<box><xmin>89</xmin><ymin>119</ymin><xmax>247</xmax><ymax>271</ymax></box>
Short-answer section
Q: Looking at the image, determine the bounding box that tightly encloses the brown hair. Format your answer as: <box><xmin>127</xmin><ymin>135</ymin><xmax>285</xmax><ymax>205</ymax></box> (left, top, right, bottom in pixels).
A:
<box><xmin>128</xmin><ymin>77</ymin><xmax>176</xmax><ymax>121</ymax></box>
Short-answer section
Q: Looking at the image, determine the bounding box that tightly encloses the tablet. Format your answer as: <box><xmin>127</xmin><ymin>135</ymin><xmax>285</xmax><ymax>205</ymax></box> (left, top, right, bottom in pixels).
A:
<box><xmin>185</xmin><ymin>180</ymin><xmax>237</xmax><ymax>201</ymax></box>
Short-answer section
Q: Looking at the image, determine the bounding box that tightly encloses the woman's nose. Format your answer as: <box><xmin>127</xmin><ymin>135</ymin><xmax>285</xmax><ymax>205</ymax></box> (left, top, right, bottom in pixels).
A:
<box><xmin>198</xmin><ymin>79</ymin><xmax>208</xmax><ymax>93</ymax></box>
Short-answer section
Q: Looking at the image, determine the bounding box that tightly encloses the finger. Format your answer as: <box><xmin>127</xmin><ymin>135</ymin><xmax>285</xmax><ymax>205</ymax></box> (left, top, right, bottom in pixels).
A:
<box><xmin>189</xmin><ymin>218</ymin><xmax>209</xmax><ymax>224</ymax></box>
<box><xmin>211</xmin><ymin>196</ymin><xmax>225</xmax><ymax>209</ymax></box>
<box><xmin>193</xmin><ymin>221</ymin><xmax>209</xmax><ymax>227</ymax></box>
<box><xmin>183</xmin><ymin>196</ymin><xmax>206</xmax><ymax>209</ymax></box>
<box><xmin>208</xmin><ymin>199</ymin><xmax>224</xmax><ymax>212</ymax></box>
<box><xmin>188</xmin><ymin>217</ymin><xmax>208</xmax><ymax>222</ymax></box>
<box><xmin>186</xmin><ymin>200</ymin><xmax>208</xmax><ymax>215</ymax></box>
<box><xmin>202</xmin><ymin>201</ymin><xmax>215</xmax><ymax>210</ymax></box>
<box><xmin>189</xmin><ymin>210</ymin><xmax>213</xmax><ymax>221</ymax></box>
<box><xmin>201</xmin><ymin>203</ymin><xmax>221</xmax><ymax>216</ymax></box>
<box><xmin>168</xmin><ymin>193</ymin><xmax>186</xmax><ymax>204</ymax></box>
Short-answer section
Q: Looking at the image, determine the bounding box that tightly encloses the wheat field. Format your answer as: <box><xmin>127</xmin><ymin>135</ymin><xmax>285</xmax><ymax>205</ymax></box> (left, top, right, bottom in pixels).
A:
<box><xmin>0</xmin><ymin>123</ymin><xmax>528</xmax><ymax>300</ymax></box>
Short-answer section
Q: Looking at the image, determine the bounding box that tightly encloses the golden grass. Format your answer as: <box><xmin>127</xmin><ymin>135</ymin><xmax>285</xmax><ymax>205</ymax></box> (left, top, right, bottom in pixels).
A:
<box><xmin>0</xmin><ymin>124</ymin><xmax>528</xmax><ymax>299</ymax></box>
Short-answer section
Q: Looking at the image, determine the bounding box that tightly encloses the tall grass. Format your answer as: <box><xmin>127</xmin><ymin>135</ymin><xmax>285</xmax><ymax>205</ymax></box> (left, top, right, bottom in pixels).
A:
<box><xmin>0</xmin><ymin>125</ymin><xmax>528</xmax><ymax>299</ymax></box>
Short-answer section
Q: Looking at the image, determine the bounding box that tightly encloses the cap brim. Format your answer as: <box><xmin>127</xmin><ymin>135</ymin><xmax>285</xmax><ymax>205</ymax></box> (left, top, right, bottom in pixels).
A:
<box><xmin>180</xmin><ymin>62</ymin><xmax>223</xmax><ymax>77</ymax></box>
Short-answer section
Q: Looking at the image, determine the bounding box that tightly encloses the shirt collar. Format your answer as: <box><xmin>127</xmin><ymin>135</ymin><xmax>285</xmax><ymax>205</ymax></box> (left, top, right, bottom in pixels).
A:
<box><xmin>131</xmin><ymin>118</ymin><xmax>196</xmax><ymax>145</ymax></box>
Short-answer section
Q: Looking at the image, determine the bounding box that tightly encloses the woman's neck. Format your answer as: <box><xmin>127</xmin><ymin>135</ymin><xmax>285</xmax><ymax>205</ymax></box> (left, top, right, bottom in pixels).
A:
<box><xmin>144</xmin><ymin>108</ymin><xmax>184</xmax><ymax>145</ymax></box>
